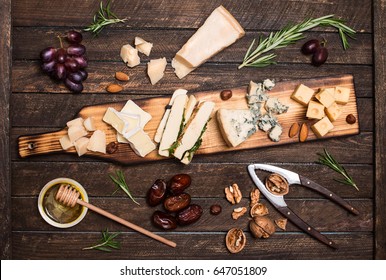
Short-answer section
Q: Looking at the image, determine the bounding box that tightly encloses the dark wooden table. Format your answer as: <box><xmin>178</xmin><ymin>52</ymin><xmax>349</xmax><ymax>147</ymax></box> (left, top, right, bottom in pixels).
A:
<box><xmin>1</xmin><ymin>0</ymin><xmax>385</xmax><ymax>259</ymax></box>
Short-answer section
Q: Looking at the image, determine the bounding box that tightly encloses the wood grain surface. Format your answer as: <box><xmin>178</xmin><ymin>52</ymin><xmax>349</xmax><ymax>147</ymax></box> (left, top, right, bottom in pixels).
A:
<box><xmin>4</xmin><ymin>0</ymin><xmax>382</xmax><ymax>260</ymax></box>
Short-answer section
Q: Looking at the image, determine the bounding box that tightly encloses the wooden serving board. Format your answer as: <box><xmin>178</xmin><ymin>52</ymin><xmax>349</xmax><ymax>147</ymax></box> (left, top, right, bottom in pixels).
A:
<box><xmin>18</xmin><ymin>75</ymin><xmax>359</xmax><ymax>164</ymax></box>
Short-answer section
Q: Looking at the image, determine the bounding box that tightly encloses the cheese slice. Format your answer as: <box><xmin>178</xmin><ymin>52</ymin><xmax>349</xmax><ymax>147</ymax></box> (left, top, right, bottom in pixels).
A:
<box><xmin>183</xmin><ymin>95</ymin><xmax>197</xmax><ymax>124</ymax></box>
<box><xmin>126</xmin><ymin>130</ymin><xmax>156</xmax><ymax>157</ymax></box>
<box><xmin>158</xmin><ymin>94</ymin><xmax>188</xmax><ymax>157</ymax></box>
<box><xmin>83</xmin><ymin>117</ymin><xmax>96</xmax><ymax>131</ymax></box>
<box><xmin>216</xmin><ymin>108</ymin><xmax>256</xmax><ymax>147</ymax></box>
<box><xmin>67</xmin><ymin>117</ymin><xmax>84</xmax><ymax>128</ymax></box>
<box><xmin>172</xmin><ymin>5</ymin><xmax>245</xmax><ymax>78</ymax></box>
<box><xmin>154</xmin><ymin>89</ymin><xmax>188</xmax><ymax>143</ymax></box>
<box><xmin>120</xmin><ymin>44</ymin><xmax>140</xmax><ymax>68</ymax></box>
<box><xmin>74</xmin><ymin>137</ymin><xmax>89</xmax><ymax>157</ymax></box>
<box><xmin>103</xmin><ymin>108</ymin><xmax>129</xmax><ymax>135</ymax></box>
<box><xmin>87</xmin><ymin>130</ymin><xmax>106</xmax><ymax>154</ymax></box>
<box><xmin>59</xmin><ymin>134</ymin><xmax>74</xmax><ymax>150</ymax></box>
<box><xmin>173</xmin><ymin>101</ymin><xmax>215</xmax><ymax>164</ymax></box>
<box><xmin>67</xmin><ymin>125</ymin><xmax>88</xmax><ymax>143</ymax></box>
<box><xmin>135</xmin><ymin>37</ymin><xmax>153</xmax><ymax>56</ymax></box>
<box><xmin>147</xmin><ymin>57</ymin><xmax>167</xmax><ymax>85</ymax></box>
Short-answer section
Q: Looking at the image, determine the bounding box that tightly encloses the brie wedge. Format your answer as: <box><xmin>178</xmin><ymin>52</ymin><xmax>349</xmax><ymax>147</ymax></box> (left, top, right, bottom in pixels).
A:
<box><xmin>173</xmin><ymin>101</ymin><xmax>215</xmax><ymax>164</ymax></box>
<box><xmin>172</xmin><ymin>5</ymin><xmax>245</xmax><ymax>78</ymax></box>
<box><xmin>87</xmin><ymin>130</ymin><xmax>106</xmax><ymax>154</ymax></box>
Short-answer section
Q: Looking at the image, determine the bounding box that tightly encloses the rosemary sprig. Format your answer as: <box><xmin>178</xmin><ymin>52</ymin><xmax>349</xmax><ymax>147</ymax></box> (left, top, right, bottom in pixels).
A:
<box><xmin>84</xmin><ymin>0</ymin><xmax>127</xmax><ymax>35</ymax></box>
<box><xmin>239</xmin><ymin>14</ymin><xmax>356</xmax><ymax>69</ymax></box>
<box><xmin>110</xmin><ymin>170</ymin><xmax>140</xmax><ymax>205</ymax></box>
<box><xmin>82</xmin><ymin>229</ymin><xmax>121</xmax><ymax>252</ymax></box>
<box><xmin>317</xmin><ymin>149</ymin><xmax>359</xmax><ymax>191</ymax></box>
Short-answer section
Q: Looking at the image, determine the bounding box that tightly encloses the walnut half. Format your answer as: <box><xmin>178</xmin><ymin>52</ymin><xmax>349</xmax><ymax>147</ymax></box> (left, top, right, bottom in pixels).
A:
<box><xmin>225</xmin><ymin>183</ymin><xmax>242</xmax><ymax>204</ymax></box>
<box><xmin>265</xmin><ymin>173</ymin><xmax>289</xmax><ymax>195</ymax></box>
<box><xmin>232</xmin><ymin>207</ymin><xmax>247</xmax><ymax>220</ymax></box>
<box><xmin>250</xmin><ymin>188</ymin><xmax>260</xmax><ymax>207</ymax></box>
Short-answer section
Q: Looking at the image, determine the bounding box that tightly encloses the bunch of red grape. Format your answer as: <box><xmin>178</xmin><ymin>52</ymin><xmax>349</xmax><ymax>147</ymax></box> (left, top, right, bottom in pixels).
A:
<box><xmin>40</xmin><ymin>30</ymin><xmax>88</xmax><ymax>93</ymax></box>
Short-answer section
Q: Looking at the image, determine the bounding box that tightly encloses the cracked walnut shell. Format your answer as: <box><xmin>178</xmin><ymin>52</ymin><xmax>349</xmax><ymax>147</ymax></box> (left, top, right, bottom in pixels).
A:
<box><xmin>232</xmin><ymin>207</ymin><xmax>247</xmax><ymax>220</ymax></box>
<box><xmin>249</xmin><ymin>216</ymin><xmax>276</xmax><ymax>238</ymax></box>
<box><xmin>250</xmin><ymin>203</ymin><xmax>269</xmax><ymax>217</ymax></box>
<box><xmin>265</xmin><ymin>173</ymin><xmax>289</xmax><ymax>195</ymax></box>
<box><xmin>225</xmin><ymin>228</ymin><xmax>246</xmax><ymax>254</ymax></box>
<box><xmin>225</xmin><ymin>183</ymin><xmax>242</xmax><ymax>204</ymax></box>
<box><xmin>275</xmin><ymin>218</ymin><xmax>288</xmax><ymax>231</ymax></box>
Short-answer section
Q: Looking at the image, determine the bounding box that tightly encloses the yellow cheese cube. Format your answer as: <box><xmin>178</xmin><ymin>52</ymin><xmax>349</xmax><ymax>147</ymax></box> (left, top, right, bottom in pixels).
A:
<box><xmin>325</xmin><ymin>102</ymin><xmax>342</xmax><ymax>122</ymax></box>
<box><xmin>315</xmin><ymin>89</ymin><xmax>335</xmax><ymax>108</ymax></box>
<box><xmin>291</xmin><ymin>84</ymin><xmax>314</xmax><ymax>106</ymax></box>
<box><xmin>306</xmin><ymin>101</ymin><xmax>325</xmax><ymax>119</ymax></box>
<box><xmin>334</xmin><ymin>86</ymin><xmax>350</xmax><ymax>105</ymax></box>
<box><xmin>311</xmin><ymin>117</ymin><xmax>334</xmax><ymax>138</ymax></box>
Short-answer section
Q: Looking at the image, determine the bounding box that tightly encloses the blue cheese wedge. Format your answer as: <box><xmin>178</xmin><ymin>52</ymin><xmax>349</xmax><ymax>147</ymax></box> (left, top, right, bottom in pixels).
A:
<box><xmin>158</xmin><ymin>94</ymin><xmax>188</xmax><ymax>157</ymax></box>
<box><xmin>216</xmin><ymin>108</ymin><xmax>256</xmax><ymax>147</ymax></box>
<box><xmin>172</xmin><ymin>6</ymin><xmax>245</xmax><ymax>78</ymax></box>
<box><xmin>269</xmin><ymin>125</ymin><xmax>283</xmax><ymax>142</ymax></box>
<box><xmin>173</xmin><ymin>101</ymin><xmax>215</xmax><ymax>164</ymax></box>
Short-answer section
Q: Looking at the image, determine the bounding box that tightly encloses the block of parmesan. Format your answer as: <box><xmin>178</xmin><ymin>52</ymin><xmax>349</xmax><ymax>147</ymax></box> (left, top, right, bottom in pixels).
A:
<box><xmin>147</xmin><ymin>57</ymin><xmax>167</xmax><ymax>85</ymax></box>
<box><xmin>87</xmin><ymin>130</ymin><xmax>106</xmax><ymax>154</ymax></box>
<box><xmin>120</xmin><ymin>44</ymin><xmax>140</xmax><ymax>68</ymax></box>
<box><xmin>172</xmin><ymin>5</ymin><xmax>245</xmax><ymax>79</ymax></box>
<box><xmin>135</xmin><ymin>37</ymin><xmax>153</xmax><ymax>56</ymax></box>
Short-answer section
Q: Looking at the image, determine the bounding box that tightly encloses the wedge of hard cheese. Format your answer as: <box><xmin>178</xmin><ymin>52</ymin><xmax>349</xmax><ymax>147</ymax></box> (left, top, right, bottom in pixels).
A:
<box><xmin>172</xmin><ymin>5</ymin><xmax>245</xmax><ymax>79</ymax></box>
<box><xmin>173</xmin><ymin>101</ymin><xmax>215</xmax><ymax>164</ymax></box>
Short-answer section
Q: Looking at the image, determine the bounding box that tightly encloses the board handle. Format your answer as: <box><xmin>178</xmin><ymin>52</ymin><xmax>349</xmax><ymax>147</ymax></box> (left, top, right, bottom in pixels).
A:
<box><xmin>18</xmin><ymin>129</ymin><xmax>69</xmax><ymax>158</ymax></box>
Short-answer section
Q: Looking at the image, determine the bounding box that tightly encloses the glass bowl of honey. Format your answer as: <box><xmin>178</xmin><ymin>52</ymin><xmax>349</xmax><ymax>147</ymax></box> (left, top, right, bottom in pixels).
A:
<box><xmin>38</xmin><ymin>178</ymin><xmax>89</xmax><ymax>228</ymax></box>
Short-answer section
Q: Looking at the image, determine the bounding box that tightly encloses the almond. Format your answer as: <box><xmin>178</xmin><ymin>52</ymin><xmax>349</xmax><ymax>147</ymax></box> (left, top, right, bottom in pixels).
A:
<box><xmin>299</xmin><ymin>123</ymin><xmax>308</xmax><ymax>142</ymax></box>
<box><xmin>106</xmin><ymin>84</ymin><xmax>123</xmax><ymax>93</ymax></box>
<box><xmin>289</xmin><ymin>122</ymin><xmax>299</xmax><ymax>138</ymax></box>
<box><xmin>115</xmin><ymin>71</ymin><xmax>130</xmax><ymax>82</ymax></box>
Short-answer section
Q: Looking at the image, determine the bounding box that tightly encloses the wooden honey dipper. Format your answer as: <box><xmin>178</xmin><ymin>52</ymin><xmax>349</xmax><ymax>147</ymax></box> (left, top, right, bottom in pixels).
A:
<box><xmin>55</xmin><ymin>184</ymin><xmax>176</xmax><ymax>248</ymax></box>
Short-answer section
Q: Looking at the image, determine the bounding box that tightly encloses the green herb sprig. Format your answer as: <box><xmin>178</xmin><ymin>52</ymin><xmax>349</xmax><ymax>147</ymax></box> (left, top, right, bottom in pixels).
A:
<box><xmin>317</xmin><ymin>149</ymin><xmax>359</xmax><ymax>191</ymax></box>
<box><xmin>82</xmin><ymin>229</ymin><xmax>121</xmax><ymax>252</ymax></box>
<box><xmin>239</xmin><ymin>14</ymin><xmax>356</xmax><ymax>69</ymax></box>
<box><xmin>110</xmin><ymin>170</ymin><xmax>140</xmax><ymax>205</ymax></box>
<box><xmin>84</xmin><ymin>1</ymin><xmax>127</xmax><ymax>36</ymax></box>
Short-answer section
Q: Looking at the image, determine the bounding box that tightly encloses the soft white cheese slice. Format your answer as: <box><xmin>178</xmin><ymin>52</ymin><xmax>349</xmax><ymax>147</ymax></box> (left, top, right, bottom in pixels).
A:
<box><xmin>158</xmin><ymin>94</ymin><xmax>188</xmax><ymax>157</ymax></box>
<box><xmin>216</xmin><ymin>108</ymin><xmax>256</xmax><ymax>147</ymax></box>
<box><xmin>103</xmin><ymin>108</ymin><xmax>128</xmax><ymax>135</ymax></box>
<box><xmin>121</xmin><ymin>100</ymin><xmax>152</xmax><ymax>128</ymax></box>
<box><xmin>83</xmin><ymin>117</ymin><xmax>96</xmax><ymax>131</ymax></box>
<box><xmin>87</xmin><ymin>130</ymin><xmax>106</xmax><ymax>154</ymax></box>
<box><xmin>67</xmin><ymin>125</ymin><xmax>88</xmax><ymax>143</ymax></box>
<box><xmin>118</xmin><ymin>112</ymin><xmax>141</xmax><ymax>139</ymax></box>
<box><xmin>183</xmin><ymin>95</ymin><xmax>197</xmax><ymax>124</ymax></box>
<box><xmin>59</xmin><ymin>134</ymin><xmax>74</xmax><ymax>150</ymax></box>
<box><xmin>67</xmin><ymin>117</ymin><xmax>84</xmax><ymax>128</ymax></box>
<box><xmin>135</xmin><ymin>37</ymin><xmax>153</xmax><ymax>56</ymax></box>
<box><xmin>172</xmin><ymin>5</ymin><xmax>245</xmax><ymax>78</ymax></box>
<box><xmin>173</xmin><ymin>101</ymin><xmax>215</xmax><ymax>163</ymax></box>
<box><xmin>120</xmin><ymin>44</ymin><xmax>140</xmax><ymax>68</ymax></box>
<box><xmin>147</xmin><ymin>57</ymin><xmax>167</xmax><ymax>85</ymax></box>
<box><xmin>154</xmin><ymin>89</ymin><xmax>188</xmax><ymax>143</ymax></box>
<box><xmin>74</xmin><ymin>137</ymin><xmax>89</xmax><ymax>157</ymax></box>
<box><xmin>126</xmin><ymin>130</ymin><xmax>156</xmax><ymax>157</ymax></box>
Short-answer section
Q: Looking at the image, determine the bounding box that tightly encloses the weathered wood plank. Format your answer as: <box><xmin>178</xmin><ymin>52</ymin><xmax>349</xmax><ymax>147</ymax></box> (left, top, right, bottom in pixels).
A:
<box><xmin>11</xmin><ymin>61</ymin><xmax>373</xmax><ymax>97</ymax></box>
<box><xmin>12</xmin><ymin>28</ymin><xmax>372</xmax><ymax>65</ymax></box>
<box><xmin>374</xmin><ymin>0</ymin><xmax>386</xmax><ymax>260</ymax></box>
<box><xmin>12</xmin><ymin>197</ymin><xmax>372</xmax><ymax>232</ymax></box>
<box><xmin>11</xmin><ymin>162</ymin><xmax>373</xmax><ymax>198</ymax></box>
<box><xmin>11</xmin><ymin>0</ymin><xmax>372</xmax><ymax>32</ymax></box>
<box><xmin>11</xmin><ymin>232</ymin><xmax>373</xmax><ymax>259</ymax></box>
<box><xmin>0</xmin><ymin>0</ymin><xmax>11</xmax><ymax>260</ymax></box>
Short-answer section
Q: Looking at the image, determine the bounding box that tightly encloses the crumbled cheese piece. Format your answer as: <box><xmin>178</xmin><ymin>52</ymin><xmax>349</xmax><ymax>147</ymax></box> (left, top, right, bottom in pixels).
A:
<box><xmin>147</xmin><ymin>57</ymin><xmax>167</xmax><ymax>85</ymax></box>
<box><xmin>134</xmin><ymin>37</ymin><xmax>153</xmax><ymax>56</ymax></box>
<box><xmin>269</xmin><ymin>125</ymin><xmax>283</xmax><ymax>142</ymax></box>
<box><xmin>265</xmin><ymin>98</ymin><xmax>289</xmax><ymax>114</ymax></box>
<box><xmin>263</xmin><ymin>79</ymin><xmax>275</xmax><ymax>90</ymax></box>
<box><xmin>120</xmin><ymin>44</ymin><xmax>140</xmax><ymax>68</ymax></box>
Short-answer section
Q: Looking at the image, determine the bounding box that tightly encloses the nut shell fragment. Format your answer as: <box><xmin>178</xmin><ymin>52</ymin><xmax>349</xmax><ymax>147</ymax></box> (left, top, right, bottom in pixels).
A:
<box><xmin>225</xmin><ymin>183</ymin><xmax>242</xmax><ymax>204</ymax></box>
<box><xmin>265</xmin><ymin>173</ymin><xmax>289</xmax><ymax>195</ymax></box>
<box><xmin>275</xmin><ymin>218</ymin><xmax>287</xmax><ymax>231</ymax></box>
<box><xmin>225</xmin><ymin>228</ymin><xmax>246</xmax><ymax>254</ymax></box>
<box><xmin>250</xmin><ymin>203</ymin><xmax>269</xmax><ymax>217</ymax></box>
<box><xmin>249</xmin><ymin>216</ymin><xmax>276</xmax><ymax>239</ymax></box>
<box><xmin>232</xmin><ymin>207</ymin><xmax>247</xmax><ymax>220</ymax></box>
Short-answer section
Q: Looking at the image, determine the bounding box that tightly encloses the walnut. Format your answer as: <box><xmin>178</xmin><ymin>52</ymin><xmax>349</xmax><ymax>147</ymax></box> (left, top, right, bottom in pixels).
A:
<box><xmin>225</xmin><ymin>228</ymin><xmax>246</xmax><ymax>254</ymax></box>
<box><xmin>232</xmin><ymin>207</ymin><xmax>247</xmax><ymax>220</ymax></box>
<box><xmin>250</xmin><ymin>203</ymin><xmax>269</xmax><ymax>217</ymax></box>
<box><xmin>265</xmin><ymin>173</ymin><xmax>289</xmax><ymax>195</ymax></box>
<box><xmin>249</xmin><ymin>216</ymin><xmax>276</xmax><ymax>238</ymax></box>
<box><xmin>275</xmin><ymin>218</ymin><xmax>287</xmax><ymax>231</ymax></box>
<box><xmin>224</xmin><ymin>183</ymin><xmax>242</xmax><ymax>204</ymax></box>
<box><xmin>249</xmin><ymin>188</ymin><xmax>260</xmax><ymax>207</ymax></box>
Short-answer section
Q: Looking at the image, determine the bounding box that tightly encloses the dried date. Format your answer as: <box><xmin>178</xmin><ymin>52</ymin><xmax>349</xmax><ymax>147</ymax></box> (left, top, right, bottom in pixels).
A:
<box><xmin>152</xmin><ymin>211</ymin><xmax>177</xmax><ymax>230</ymax></box>
<box><xmin>147</xmin><ymin>179</ymin><xmax>167</xmax><ymax>206</ymax></box>
<box><xmin>164</xmin><ymin>193</ymin><xmax>191</xmax><ymax>212</ymax></box>
<box><xmin>168</xmin><ymin>174</ymin><xmax>191</xmax><ymax>195</ymax></box>
<box><xmin>176</xmin><ymin>204</ymin><xmax>203</xmax><ymax>226</ymax></box>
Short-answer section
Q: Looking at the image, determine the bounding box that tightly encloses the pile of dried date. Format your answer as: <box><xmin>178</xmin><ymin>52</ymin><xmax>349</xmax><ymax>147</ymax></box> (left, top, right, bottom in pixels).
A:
<box><xmin>224</xmin><ymin>177</ymin><xmax>288</xmax><ymax>254</ymax></box>
<box><xmin>147</xmin><ymin>174</ymin><xmax>203</xmax><ymax>230</ymax></box>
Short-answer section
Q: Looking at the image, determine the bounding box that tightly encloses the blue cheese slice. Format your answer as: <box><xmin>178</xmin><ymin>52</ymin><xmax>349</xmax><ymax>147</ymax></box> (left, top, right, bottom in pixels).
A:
<box><xmin>265</xmin><ymin>98</ymin><xmax>289</xmax><ymax>114</ymax></box>
<box><xmin>216</xmin><ymin>108</ymin><xmax>256</xmax><ymax>147</ymax></box>
<box><xmin>269</xmin><ymin>125</ymin><xmax>283</xmax><ymax>142</ymax></box>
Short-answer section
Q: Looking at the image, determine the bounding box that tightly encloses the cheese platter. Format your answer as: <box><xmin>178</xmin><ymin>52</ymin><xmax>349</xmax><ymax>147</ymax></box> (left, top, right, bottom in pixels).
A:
<box><xmin>18</xmin><ymin>74</ymin><xmax>359</xmax><ymax>165</ymax></box>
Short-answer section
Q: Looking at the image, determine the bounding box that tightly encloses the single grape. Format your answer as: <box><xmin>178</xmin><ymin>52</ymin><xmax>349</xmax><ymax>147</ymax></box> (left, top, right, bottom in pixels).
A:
<box><xmin>64</xmin><ymin>78</ymin><xmax>83</xmax><ymax>93</ymax></box>
<box><xmin>301</xmin><ymin>39</ymin><xmax>320</xmax><ymax>55</ymax></box>
<box><xmin>312</xmin><ymin>47</ymin><xmax>328</xmax><ymax>66</ymax></box>
<box><xmin>78</xmin><ymin>70</ymin><xmax>88</xmax><ymax>81</ymax></box>
<box><xmin>41</xmin><ymin>60</ymin><xmax>56</xmax><ymax>74</ymax></box>
<box><xmin>68</xmin><ymin>71</ymin><xmax>83</xmax><ymax>83</ymax></box>
<box><xmin>67</xmin><ymin>44</ymin><xmax>86</xmax><ymax>56</ymax></box>
<box><xmin>55</xmin><ymin>63</ymin><xmax>67</xmax><ymax>80</ymax></box>
<box><xmin>40</xmin><ymin>47</ymin><xmax>57</xmax><ymax>63</ymax></box>
<box><xmin>73</xmin><ymin>56</ymin><xmax>88</xmax><ymax>68</ymax></box>
<box><xmin>56</xmin><ymin>48</ymin><xmax>67</xmax><ymax>64</ymax></box>
<box><xmin>67</xmin><ymin>30</ymin><xmax>83</xmax><ymax>44</ymax></box>
<box><xmin>64</xmin><ymin>58</ymin><xmax>80</xmax><ymax>72</ymax></box>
